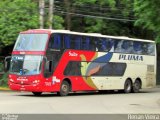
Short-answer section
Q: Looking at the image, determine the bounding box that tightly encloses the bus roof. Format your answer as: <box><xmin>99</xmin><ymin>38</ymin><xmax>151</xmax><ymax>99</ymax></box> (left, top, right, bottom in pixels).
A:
<box><xmin>21</xmin><ymin>29</ymin><xmax>155</xmax><ymax>43</ymax></box>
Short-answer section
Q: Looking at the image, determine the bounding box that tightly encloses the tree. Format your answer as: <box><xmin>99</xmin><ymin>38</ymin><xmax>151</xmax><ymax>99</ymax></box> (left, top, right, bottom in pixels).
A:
<box><xmin>134</xmin><ymin>0</ymin><xmax>160</xmax><ymax>42</ymax></box>
<box><xmin>0</xmin><ymin>0</ymin><xmax>39</xmax><ymax>50</ymax></box>
<box><xmin>39</xmin><ymin>0</ymin><xmax>45</xmax><ymax>29</ymax></box>
<box><xmin>70</xmin><ymin>0</ymin><xmax>135</xmax><ymax>37</ymax></box>
<box><xmin>45</xmin><ymin>0</ymin><xmax>64</xmax><ymax>29</ymax></box>
<box><xmin>64</xmin><ymin>0</ymin><xmax>71</xmax><ymax>30</ymax></box>
<box><xmin>0</xmin><ymin>0</ymin><xmax>64</xmax><ymax>53</ymax></box>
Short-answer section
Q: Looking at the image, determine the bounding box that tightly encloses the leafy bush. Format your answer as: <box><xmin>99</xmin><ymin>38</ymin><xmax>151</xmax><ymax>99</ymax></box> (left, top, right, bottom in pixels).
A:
<box><xmin>0</xmin><ymin>63</ymin><xmax>4</xmax><ymax>72</ymax></box>
<box><xmin>0</xmin><ymin>72</ymin><xmax>8</xmax><ymax>87</ymax></box>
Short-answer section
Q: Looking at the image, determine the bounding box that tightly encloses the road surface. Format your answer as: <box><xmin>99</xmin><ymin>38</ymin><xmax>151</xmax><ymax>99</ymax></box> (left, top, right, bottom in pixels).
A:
<box><xmin>0</xmin><ymin>87</ymin><xmax>160</xmax><ymax>114</ymax></box>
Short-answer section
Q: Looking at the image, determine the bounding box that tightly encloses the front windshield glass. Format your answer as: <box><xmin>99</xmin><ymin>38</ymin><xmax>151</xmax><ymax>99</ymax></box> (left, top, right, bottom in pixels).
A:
<box><xmin>14</xmin><ymin>34</ymin><xmax>48</xmax><ymax>51</ymax></box>
<box><xmin>10</xmin><ymin>55</ymin><xmax>43</xmax><ymax>75</ymax></box>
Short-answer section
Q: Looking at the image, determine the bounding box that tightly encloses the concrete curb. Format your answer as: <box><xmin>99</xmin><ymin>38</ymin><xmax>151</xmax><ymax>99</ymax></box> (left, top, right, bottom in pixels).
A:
<box><xmin>156</xmin><ymin>85</ymin><xmax>160</xmax><ymax>88</ymax></box>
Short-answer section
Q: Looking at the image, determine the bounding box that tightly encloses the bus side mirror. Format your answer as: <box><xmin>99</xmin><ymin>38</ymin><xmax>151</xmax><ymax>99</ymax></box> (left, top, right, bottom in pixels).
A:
<box><xmin>45</xmin><ymin>61</ymin><xmax>52</xmax><ymax>72</ymax></box>
<box><xmin>44</xmin><ymin>60</ymin><xmax>52</xmax><ymax>78</ymax></box>
<box><xmin>45</xmin><ymin>61</ymin><xmax>50</xmax><ymax>71</ymax></box>
<box><xmin>4</xmin><ymin>56</ymin><xmax>11</xmax><ymax>72</ymax></box>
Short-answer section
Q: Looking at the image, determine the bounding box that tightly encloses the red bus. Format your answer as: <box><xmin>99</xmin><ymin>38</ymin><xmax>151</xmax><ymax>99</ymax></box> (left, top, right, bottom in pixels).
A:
<box><xmin>6</xmin><ymin>29</ymin><xmax>156</xmax><ymax>96</ymax></box>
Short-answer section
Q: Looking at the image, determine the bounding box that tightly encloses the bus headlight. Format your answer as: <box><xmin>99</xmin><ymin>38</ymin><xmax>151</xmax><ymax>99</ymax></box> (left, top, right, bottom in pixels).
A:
<box><xmin>9</xmin><ymin>79</ymin><xmax>14</xmax><ymax>83</ymax></box>
<box><xmin>32</xmin><ymin>80</ymin><xmax>40</xmax><ymax>84</ymax></box>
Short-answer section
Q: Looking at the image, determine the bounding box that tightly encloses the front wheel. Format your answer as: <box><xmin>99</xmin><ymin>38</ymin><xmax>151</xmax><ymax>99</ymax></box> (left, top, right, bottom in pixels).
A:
<box><xmin>58</xmin><ymin>81</ymin><xmax>70</xmax><ymax>96</ymax></box>
<box><xmin>32</xmin><ymin>92</ymin><xmax>42</xmax><ymax>96</ymax></box>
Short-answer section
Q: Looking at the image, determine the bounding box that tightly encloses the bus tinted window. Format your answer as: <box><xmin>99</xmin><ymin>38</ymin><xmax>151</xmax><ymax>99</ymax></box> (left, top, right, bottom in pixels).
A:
<box><xmin>94</xmin><ymin>38</ymin><xmax>113</xmax><ymax>52</ymax></box>
<box><xmin>141</xmin><ymin>42</ymin><xmax>155</xmax><ymax>55</ymax></box>
<box><xmin>64</xmin><ymin>61</ymin><xmax>126</xmax><ymax>77</ymax></box>
<box><xmin>90</xmin><ymin>62</ymin><xmax>126</xmax><ymax>76</ymax></box>
<box><xmin>81</xmin><ymin>37</ymin><xmax>90</xmax><ymax>50</ymax></box>
<box><xmin>64</xmin><ymin>34</ymin><xmax>83</xmax><ymax>50</ymax></box>
<box><xmin>64</xmin><ymin>61</ymin><xmax>81</xmax><ymax>76</ymax></box>
<box><xmin>122</xmin><ymin>41</ymin><xmax>134</xmax><ymax>54</ymax></box>
<box><xmin>49</xmin><ymin>34</ymin><xmax>61</xmax><ymax>49</ymax></box>
<box><xmin>64</xmin><ymin>34</ymin><xmax>71</xmax><ymax>49</ymax></box>
<box><xmin>133</xmin><ymin>41</ymin><xmax>143</xmax><ymax>54</ymax></box>
<box><xmin>114</xmin><ymin>39</ymin><xmax>155</xmax><ymax>55</ymax></box>
<box><xmin>105</xmin><ymin>38</ymin><xmax>113</xmax><ymax>52</ymax></box>
<box><xmin>114</xmin><ymin>40</ymin><xmax>123</xmax><ymax>53</ymax></box>
<box><xmin>147</xmin><ymin>43</ymin><xmax>155</xmax><ymax>55</ymax></box>
<box><xmin>74</xmin><ymin>36</ymin><xmax>81</xmax><ymax>50</ymax></box>
<box><xmin>90</xmin><ymin>37</ymin><xmax>96</xmax><ymax>51</ymax></box>
<box><xmin>50</xmin><ymin>33</ymin><xmax>155</xmax><ymax>56</ymax></box>
<box><xmin>114</xmin><ymin>40</ymin><xmax>134</xmax><ymax>54</ymax></box>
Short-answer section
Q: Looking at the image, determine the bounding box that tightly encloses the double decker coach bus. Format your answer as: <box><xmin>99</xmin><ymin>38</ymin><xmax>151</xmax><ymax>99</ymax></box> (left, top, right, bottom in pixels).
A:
<box><xmin>6</xmin><ymin>29</ymin><xmax>156</xmax><ymax>96</ymax></box>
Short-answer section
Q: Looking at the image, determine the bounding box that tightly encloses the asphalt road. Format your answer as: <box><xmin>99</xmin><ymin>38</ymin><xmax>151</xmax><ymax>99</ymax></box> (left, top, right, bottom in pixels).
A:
<box><xmin>0</xmin><ymin>87</ymin><xmax>160</xmax><ymax>114</ymax></box>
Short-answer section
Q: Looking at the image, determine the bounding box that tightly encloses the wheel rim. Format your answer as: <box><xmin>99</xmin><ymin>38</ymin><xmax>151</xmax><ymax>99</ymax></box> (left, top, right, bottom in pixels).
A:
<box><xmin>134</xmin><ymin>81</ymin><xmax>140</xmax><ymax>90</ymax></box>
<box><xmin>125</xmin><ymin>80</ymin><xmax>132</xmax><ymax>93</ymax></box>
<box><xmin>126</xmin><ymin>82</ymin><xmax>131</xmax><ymax>91</ymax></box>
<box><xmin>62</xmin><ymin>84</ymin><xmax>68</xmax><ymax>93</ymax></box>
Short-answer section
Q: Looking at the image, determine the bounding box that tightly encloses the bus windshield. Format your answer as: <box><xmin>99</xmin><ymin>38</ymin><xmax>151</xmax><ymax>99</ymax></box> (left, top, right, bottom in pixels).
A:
<box><xmin>14</xmin><ymin>34</ymin><xmax>48</xmax><ymax>51</ymax></box>
<box><xmin>10</xmin><ymin>55</ymin><xmax>43</xmax><ymax>75</ymax></box>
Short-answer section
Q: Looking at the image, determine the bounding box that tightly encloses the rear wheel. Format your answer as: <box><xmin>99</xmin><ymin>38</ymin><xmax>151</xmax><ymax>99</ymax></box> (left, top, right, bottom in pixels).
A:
<box><xmin>124</xmin><ymin>80</ymin><xmax>132</xmax><ymax>93</ymax></box>
<box><xmin>32</xmin><ymin>92</ymin><xmax>42</xmax><ymax>96</ymax></box>
<box><xmin>132</xmin><ymin>80</ymin><xmax>141</xmax><ymax>93</ymax></box>
<box><xmin>58</xmin><ymin>81</ymin><xmax>70</xmax><ymax>96</ymax></box>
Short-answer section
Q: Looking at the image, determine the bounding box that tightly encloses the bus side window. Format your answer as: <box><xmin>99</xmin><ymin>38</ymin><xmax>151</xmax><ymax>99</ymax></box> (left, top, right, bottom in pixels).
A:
<box><xmin>64</xmin><ymin>34</ymin><xmax>71</xmax><ymax>49</ymax></box>
<box><xmin>64</xmin><ymin>61</ymin><xmax>81</xmax><ymax>76</ymax></box>
<box><xmin>147</xmin><ymin>43</ymin><xmax>155</xmax><ymax>55</ymax></box>
<box><xmin>121</xmin><ymin>41</ymin><xmax>134</xmax><ymax>54</ymax></box>
<box><xmin>90</xmin><ymin>37</ymin><xmax>96</xmax><ymax>51</ymax></box>
<box><xmin>133</xmin><ymin>41</ymin><xmax>142</xmax><ymax>54</ymax></box>
<box><xmin>107</xmin><ymin>39</ymin><xmax>114</xmax><ymax>52</ymax></box>
<box><xmin>75</xmin><ymin>36</ymin><xmax>81</xmax><ymax>50</ymax></box>
<box><xmin>95</xmin><ymin>38</ymin><xmax>101</xmax><ymax>51</ymax></box>
<box><xmin>81</xmin><ymin>37</ymin><xmax>90</xmax><ymax>50</ymax></box>
<box><xmin>142</xmin><ymin>43</ymin><xmax>148</xmax><ymax>55</ymax></box>
<box><xmin>49</xmin><ymin>34</ymin><xmax>61</xmax><ymax>49</ymax></box>
<box><xmin>95</xmin><ymin>38</ymin><xmax>111</xmax><ymax>52</ymax></box>
<box><xmin>101</xmin><ymin>38</ymin><xmax>109</xmax><ymax>51</ymax></box>
<box><xmin>114</xmin><ymin>40</ymin><xmax>123</xmax><ymax>53</ymax></box>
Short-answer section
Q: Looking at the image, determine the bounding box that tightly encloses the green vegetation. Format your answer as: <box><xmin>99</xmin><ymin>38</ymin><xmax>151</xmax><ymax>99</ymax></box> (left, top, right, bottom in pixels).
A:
<box><xmin>134</xmin><ymin>0</ymin><xmax>160</xmax><ymax>43</ymax></box>
<box><xmin>0</xmin><ymin>72</ymin><xmax>8</xmax><ymax>87</ymax></box>
<box><xmin>0</xmin><ymin>0</ymin><xmax>39</xmax><ymax>48</ymax></box>
<box><xmin>0</xmin><ymin>63</ymin><xmax>4</xmax><ymax>73</ymax></box>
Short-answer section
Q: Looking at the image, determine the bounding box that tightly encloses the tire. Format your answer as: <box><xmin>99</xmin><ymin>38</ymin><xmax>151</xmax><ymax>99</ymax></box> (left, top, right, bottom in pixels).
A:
<box><xmin>124</xmin><ymin>80</ymin><xmax>132</xmax><ymax>93</ymax></box>
<box><xmin>58</xmin><ymin>81</ymin><xmax>70</xmax><ymax>96</ymax></box>
<box><xmin>132</xmin><ymin>80</ymin><xmax>141</xmax><ymax>93</ymax></box>
<box><xmin>32</xmin><ymin>92</ymin><xmax>42</xmax><ymax>96</ymax></box>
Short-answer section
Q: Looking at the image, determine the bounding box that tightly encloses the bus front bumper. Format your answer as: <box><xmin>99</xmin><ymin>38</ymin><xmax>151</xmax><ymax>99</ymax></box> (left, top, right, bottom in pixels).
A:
<box><xmin>8</xmin><ymin>82</ymin><xmax>57</xmax><ymax>92</ymax></box>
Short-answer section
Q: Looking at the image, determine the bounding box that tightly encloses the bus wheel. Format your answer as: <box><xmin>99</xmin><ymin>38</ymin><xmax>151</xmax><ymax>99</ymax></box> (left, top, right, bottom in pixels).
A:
<box><xmin>124</xmin><ymin>80</ymin><xmax>132</xmax><ymax>93</ymax></box>
<box><xmin>58</xmin><ymin>81</ymin><xmax>70</xmax><ymax>96</ymax></box>
<box><xmin>132</xmin><ymin>80</ymin><xmax>141</xmax><ymax>93</ymax></box>
<box><xmin>32</xmin><ymin>92</ymin><xmax>42</xmax><ymax>96</ymax></box>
